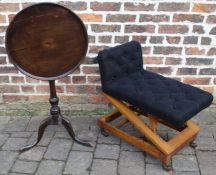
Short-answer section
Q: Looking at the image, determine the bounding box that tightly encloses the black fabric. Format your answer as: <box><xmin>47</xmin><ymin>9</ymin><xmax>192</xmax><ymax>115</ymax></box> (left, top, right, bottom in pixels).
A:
<box><xmin>97</xmin><ymin>41</ymin><xmax>213</xmax><ymax>126</ymax></box>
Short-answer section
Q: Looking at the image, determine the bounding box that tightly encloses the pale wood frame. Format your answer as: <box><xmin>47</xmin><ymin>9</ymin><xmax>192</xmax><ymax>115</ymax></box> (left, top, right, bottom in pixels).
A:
<box><xmin>98</xmin><ymin>93</ymin><xmax>200</xmax><ymax>168</ymax></box>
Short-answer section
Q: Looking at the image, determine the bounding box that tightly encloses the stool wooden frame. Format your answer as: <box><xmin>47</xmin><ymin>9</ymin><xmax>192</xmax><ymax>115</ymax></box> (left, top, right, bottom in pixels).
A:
<box><xmin>98</xmin><ymin>93</ymin><xmax>200</xmax><ymax>170</ymax></box>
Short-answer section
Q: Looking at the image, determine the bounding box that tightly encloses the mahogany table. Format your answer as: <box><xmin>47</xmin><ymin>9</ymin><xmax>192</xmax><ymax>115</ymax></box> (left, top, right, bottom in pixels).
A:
<box><xmin>5</xmin><ymin>3</ymin><xmax>92</xmax><ymax>152</ymax></box>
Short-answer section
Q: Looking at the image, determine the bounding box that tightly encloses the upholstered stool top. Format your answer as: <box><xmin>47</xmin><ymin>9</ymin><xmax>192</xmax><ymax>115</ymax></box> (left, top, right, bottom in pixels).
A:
<box><xmin>97</xmin><ymin>41</ymin><xmax>213</xmax><ymax>126</ymax></box>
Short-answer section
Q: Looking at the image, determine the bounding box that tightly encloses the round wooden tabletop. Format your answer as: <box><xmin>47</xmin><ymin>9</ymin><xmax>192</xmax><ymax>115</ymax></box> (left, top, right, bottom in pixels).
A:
<box><xmin>6</xmin><ymin>3</ymin><xmax>88</xmax><ymax>80</ymax></box>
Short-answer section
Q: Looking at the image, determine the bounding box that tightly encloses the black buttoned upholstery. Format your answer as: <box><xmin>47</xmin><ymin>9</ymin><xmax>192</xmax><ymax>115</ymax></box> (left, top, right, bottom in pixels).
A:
<box><xmin>97</xmin><ymin>41</ymin><xmax>213</xmax><ymax>126</ymax></box>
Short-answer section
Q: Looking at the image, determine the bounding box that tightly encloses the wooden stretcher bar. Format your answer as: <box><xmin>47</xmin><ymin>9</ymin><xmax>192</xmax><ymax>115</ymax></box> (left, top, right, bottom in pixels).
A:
<box><xmin>98</xmin><ymin>93</ymin><xmax>200</xmax><ymax>170</ymax></box>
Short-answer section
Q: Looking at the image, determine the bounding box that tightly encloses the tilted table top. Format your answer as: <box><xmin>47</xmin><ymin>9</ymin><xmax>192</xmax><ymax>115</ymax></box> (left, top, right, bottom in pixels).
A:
<box><xmin>6</xmin><ymin>3</ymin><xmax>88</xmax><ymax>80</ymax></box>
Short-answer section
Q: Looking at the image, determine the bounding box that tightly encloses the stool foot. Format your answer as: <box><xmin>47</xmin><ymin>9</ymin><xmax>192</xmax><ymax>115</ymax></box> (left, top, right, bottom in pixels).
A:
<box><xmin>162</xmin><ymin>163</ymin><xmax>172</xmax><ymax>171</ymax></box>
<box><xmin>101</xmin><ymin>128</ymin><xmax>109</xmax><ymax>137</ymax></box>
<box><xmin>189</xmin><ymin>140</ymin><xmax>197</xmax><ymax>148</ymax></box>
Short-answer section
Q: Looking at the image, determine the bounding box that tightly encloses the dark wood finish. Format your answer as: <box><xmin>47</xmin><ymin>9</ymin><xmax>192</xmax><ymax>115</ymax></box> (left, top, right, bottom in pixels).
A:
<box><xmin>6</xmin><ymin>3</ymin><xmax>88</xmax><ymax>80</ymax></box>
<box><xmin>5</xmin><ymin>3</ymin><xmax>91</xmax><ymax>152</ymax></box>
<box><xmin>61</xmin><ymin>116</ymin><xmax>92</xmax><ymax>147</ymax></box>
<box><xmin>98</xmin><ymin>93</ymin><xmax>200</xmax><ymax>171</ymax></box>
<box><xmin>20</xmin><ymin>80</ymin><xmax>92</xmax><ymax>152</ymax></box>
<box><xmin>20</xmin><ymin>117</ymin><xmax>52</xmax><ymax>152</ymax></box>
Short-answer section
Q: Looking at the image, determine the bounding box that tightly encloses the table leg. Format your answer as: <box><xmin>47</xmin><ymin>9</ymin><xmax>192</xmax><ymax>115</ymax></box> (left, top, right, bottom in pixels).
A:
<box><xmin>61</xmin><ymin>116</ymin><xmax>92</xmax><ymax>147</ymax></box>
<box><xmin>20</xmin><ymin>117</ymin><xmax>52</xmax><ymax>152</ymax></box>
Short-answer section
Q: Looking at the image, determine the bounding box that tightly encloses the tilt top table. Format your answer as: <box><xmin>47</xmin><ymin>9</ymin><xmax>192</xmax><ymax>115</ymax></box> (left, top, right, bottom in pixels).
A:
<box><xmin>5</xmin><ymin>3</ymin><xmax>92</xmax><ymax>152</ymax></box>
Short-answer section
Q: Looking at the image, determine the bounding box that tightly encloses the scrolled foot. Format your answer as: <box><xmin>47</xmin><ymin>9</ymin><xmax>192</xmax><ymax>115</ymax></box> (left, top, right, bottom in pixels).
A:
<box><xmin>162</xmin><ymin>163</ymin><xmax>172</xmax><ymax>171</ymax></box>
<box><xmin>101</xmin><ymin>128</ymin><xmax>109</xmax><ymax>137</ymax></box>
<box><xmin>74</xmin><ymin>137</ymin><xmax>93</xmax><ymax>147</ymax></box>
<box><xmin>189</xmin><ymin>141</ymin><xmax>197</xmax><ymax>148</ymax></box>
<box><xmin>61</xmin><ymin>116</ymin><xmax>92</xmax><ymax>147</ymax></box>
<box><xmin>20</xmin><ymin>117</ymin><xmax>52</xmax><ymax>152</ymax></box>
<box><xmin>20</xmin><ymin>142</ymin><xmax>37</xmax><ymax>152</ymax></box>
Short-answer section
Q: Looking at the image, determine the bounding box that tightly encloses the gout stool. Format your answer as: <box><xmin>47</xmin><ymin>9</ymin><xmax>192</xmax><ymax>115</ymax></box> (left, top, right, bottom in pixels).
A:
<box><xmin>97</xmin><ymin>41</ymin><xmax>213</xmax><ymax>170</ymax></box>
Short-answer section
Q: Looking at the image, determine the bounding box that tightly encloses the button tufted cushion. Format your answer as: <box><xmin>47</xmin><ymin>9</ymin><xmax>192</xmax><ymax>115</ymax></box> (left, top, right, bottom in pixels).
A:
<box><xmin>97</xmin><ymin>41</ymin><xmax>213</xmax><ymax>126</ymax></box>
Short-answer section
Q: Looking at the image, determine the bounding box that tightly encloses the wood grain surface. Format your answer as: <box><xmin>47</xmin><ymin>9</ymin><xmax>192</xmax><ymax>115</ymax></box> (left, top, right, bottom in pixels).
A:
<box><xmin>6</xmin><ymin>3</ymin><xmax>88</xmax><ymax>80</ymax></box>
